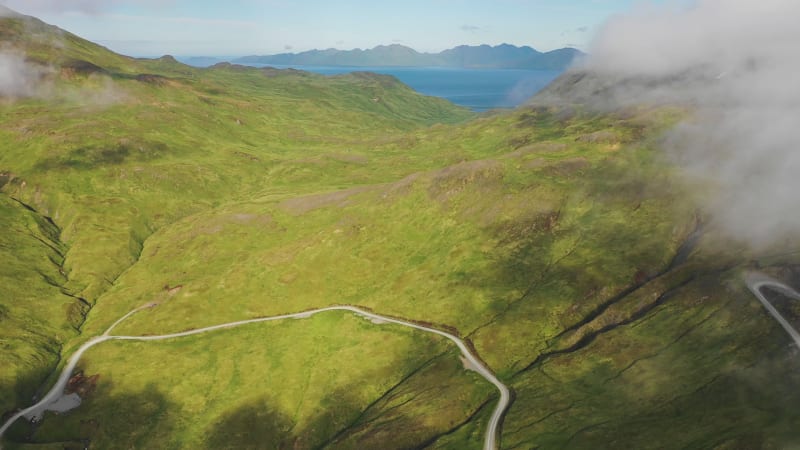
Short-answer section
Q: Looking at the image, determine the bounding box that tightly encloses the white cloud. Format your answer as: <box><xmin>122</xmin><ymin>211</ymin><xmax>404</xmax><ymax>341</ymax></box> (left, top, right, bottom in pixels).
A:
<box><xmin>0</xmin><ymin>0</ymin><xmax>169</xmax><ymax>14</ymax></box>
<box><xmin>0</xmin><ymin>50</ymin><xmax>47</xmax><ymax>97</ymax></box>
<box><xmin>583</xmin><ymin>0</ymin><xmax>800</xmax><ymax>248</ymax></box>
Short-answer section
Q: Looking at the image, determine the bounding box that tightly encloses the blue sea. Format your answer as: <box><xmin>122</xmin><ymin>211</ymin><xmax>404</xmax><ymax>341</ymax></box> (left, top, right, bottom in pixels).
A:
<box><xmin>249</xmin><ymin>64</ymin><xmax>561</xmax><ymax>112</ymax></box>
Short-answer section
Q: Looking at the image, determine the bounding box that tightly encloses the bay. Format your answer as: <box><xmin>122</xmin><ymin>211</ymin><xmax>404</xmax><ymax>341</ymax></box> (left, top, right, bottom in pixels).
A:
<box><xmin>247</xmin><ymin>64</ymin><xmax>561</xmax><ymax>112</ymax></box>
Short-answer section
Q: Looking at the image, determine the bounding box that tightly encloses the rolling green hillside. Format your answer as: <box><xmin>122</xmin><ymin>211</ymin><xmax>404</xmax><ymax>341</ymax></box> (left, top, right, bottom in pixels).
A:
<box><xmin>0</xmin><ymin>7</ymin><xmax>473</xmax><ymax>426</ymax></box>
<box><xmin>2</xmin><ymin>7</ymin><xmax>800</xmax><ymax>450</ymax></box>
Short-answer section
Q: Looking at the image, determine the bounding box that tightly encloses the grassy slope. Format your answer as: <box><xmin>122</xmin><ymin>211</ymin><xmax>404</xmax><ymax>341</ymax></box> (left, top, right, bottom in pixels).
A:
<box><xmin>0</xmin><ymin>193</ymin><xmax>83</xmax><ymax>415</ymax></box>
<box><xmin>9</xmin><ymin>313</ymin><xmax>492</xmax><ymax>449</ymax></box>
<box><xmin>20</xmin><ymin>102</ymin><xmax>800</xmax><ymax>449</ymax></box>
<box><xmin>0</xmin><ymin>9</ymin><xmax>474</xmax><ymax>439</ymax></box>
<box><xmin>3</xmin><ymin>9</ymin><xmax>800</xmax><ymax>450</ymax></box>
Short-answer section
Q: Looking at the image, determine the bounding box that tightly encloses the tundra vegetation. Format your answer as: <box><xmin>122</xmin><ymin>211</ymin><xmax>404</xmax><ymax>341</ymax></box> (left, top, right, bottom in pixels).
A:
<box><xmin>2</xmin><ymin>8</ymin><xmax>800</xmax><ymax>450</ymax></box>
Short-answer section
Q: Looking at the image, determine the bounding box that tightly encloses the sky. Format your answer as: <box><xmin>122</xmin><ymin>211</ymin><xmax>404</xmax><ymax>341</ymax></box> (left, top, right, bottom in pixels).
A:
<box><xmin>0</xmin><ymin>0</ymin><xmax>673</xmax><ymax>57</ymax></box>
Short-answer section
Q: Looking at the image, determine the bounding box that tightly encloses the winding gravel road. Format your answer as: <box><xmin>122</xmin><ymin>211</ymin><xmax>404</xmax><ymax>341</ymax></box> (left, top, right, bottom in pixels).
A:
<box><xmin>745</xmin><ymin>272</ymin><xmax>800</xmax><ymax>348</ymax></box>
<box><xmin>0</xmin><ymin>305</ymin><xmax>509</xmax><ymax>450</ymax></box>
<box><xmin>12</xmin><ymin>272</ymin><xmax>798</xmax><ymax>449</ymax></box>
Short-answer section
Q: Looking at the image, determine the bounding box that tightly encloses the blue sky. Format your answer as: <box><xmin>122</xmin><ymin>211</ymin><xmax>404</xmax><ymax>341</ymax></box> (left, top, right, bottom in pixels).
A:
<box><xmin>2</xmin><ymin>0</ymin><xmax>673</xmax><ymax>57</ymax></box>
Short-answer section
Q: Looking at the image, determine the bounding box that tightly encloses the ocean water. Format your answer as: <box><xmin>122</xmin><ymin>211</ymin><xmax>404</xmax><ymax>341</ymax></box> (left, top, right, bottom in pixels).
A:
<box><xmin>251</xmin><ymin>64</ymin><xmax>562</xmax><ymax>112</ymax></box>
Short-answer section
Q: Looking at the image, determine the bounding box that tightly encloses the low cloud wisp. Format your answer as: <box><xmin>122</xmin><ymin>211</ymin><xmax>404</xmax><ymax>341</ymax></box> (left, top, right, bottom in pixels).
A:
<box><xmin>1</xmin><ymin>1</ymin><xmax>169</xmax><ymax>15</ymax></box>
<box><xmin>583</xmin><ymin>0</ymin><xmax>800</xmax><ymax>249</ymax></box>
<box><xmin>0</xmin><ymin>50</ymin><xmax>48</xmax><ymax>98</ymax></box>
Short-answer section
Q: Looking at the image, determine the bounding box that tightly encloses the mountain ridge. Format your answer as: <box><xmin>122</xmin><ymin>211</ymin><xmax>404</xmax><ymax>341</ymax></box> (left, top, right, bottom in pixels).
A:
<box><xmin>233</xmin><ymin>43</ymin><xmax>583</xmax><ymax>70</ymax></box>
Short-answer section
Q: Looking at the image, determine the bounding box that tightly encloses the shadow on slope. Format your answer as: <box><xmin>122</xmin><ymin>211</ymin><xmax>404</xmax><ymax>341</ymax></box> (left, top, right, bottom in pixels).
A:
<box><xmin>502</xmin><ymin>266</ymin><xmax>800</xmax><ymax>449</ymax></box>
<box><xmin>203</xmin><ymin>352</ymin><xmax>492</xmax><ymax>450</ymax></box>
<box><xmin>204</xmin><ymin>399</ymin><xmax>294</xmax><ymax>450</ymax></box>
<box><xmin>3</xmin><ymin>382</ymin><xmax>176</xmax><ymax>450</ymax></box>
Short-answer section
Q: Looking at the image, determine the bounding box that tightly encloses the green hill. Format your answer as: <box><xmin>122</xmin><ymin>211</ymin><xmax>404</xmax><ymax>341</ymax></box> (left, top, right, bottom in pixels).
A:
<box><xmin>2</xmin><ymin>7</ymin><xmax>800</xmax><ymax>450</ymax></box>
<box><xmin>0</xmin><ymin>6</ymin><xmax>472</xmax><ymax>425</ymax></box>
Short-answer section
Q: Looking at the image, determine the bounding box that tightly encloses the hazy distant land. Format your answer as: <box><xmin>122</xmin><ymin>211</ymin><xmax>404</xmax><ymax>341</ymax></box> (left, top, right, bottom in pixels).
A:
<box><xmin>182</xmin><ymin>43</ymin><xmax>583</xmax><ymax>70</ymax></box>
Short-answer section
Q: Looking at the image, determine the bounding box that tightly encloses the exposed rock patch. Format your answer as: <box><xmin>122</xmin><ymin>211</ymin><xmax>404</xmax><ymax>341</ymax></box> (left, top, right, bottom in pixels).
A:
<box><xmin>427</xmin><ymin>159</ymin><xmax>504</xmax><ymax>203</ymax></box>
<box><xmin>279</xmin><ymin>186</ymin><xmax>373</xmax><ymax>215</ymax></box>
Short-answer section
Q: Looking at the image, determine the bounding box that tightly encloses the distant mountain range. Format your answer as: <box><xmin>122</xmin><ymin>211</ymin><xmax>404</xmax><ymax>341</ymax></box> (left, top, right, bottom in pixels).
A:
<box><xmin>229</xmin><ymin>44</ymin><xmax>583</xmax><ymax>70</ymax></box>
